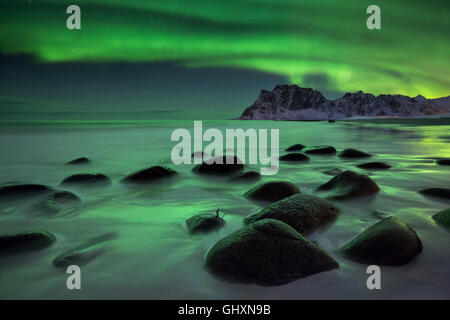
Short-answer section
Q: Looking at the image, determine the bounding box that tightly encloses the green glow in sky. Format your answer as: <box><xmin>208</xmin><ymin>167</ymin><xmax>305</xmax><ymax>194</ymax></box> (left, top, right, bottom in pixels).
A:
<box><xmin>0</xmin><ymin>0</ymin><xmax>449</xmax><ymax>98</ymax></box>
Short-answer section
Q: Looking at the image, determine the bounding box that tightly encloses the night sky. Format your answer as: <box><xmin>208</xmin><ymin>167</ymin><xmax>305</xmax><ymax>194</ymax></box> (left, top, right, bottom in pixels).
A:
<box><xmin>0</xmin><ymin>0</ymin><xmax>449</xmax><ymax>120</ymax></box>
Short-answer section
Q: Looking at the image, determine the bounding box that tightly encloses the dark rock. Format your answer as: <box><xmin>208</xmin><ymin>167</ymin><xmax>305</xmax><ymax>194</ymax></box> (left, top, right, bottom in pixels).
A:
<box><xmin>279</xmin><ymin>153</ymin><xmax>310</xmax><ymax>162</ymax></box>
<box><xmin>229</xmin><ymin>171</ymin><xmax>261</xmax><ymax>182</ymax></box>
<box><xmin>322</xmin><ymin>168</ymin><xmax>343</xmax><ymax>176</ymax></box>
<box><xmin>193</xmin><ymin>156</ymin><xmax>244</xmax><ymax>176</ymax></box>
<box><xmin>357</xmin><ymin>162</ymin><xmax>391</xmax><ymax>169</ymax></box>
<box><xmin>432</xmin><ymin>208</ymin><xmax>450</xmax><ymax>228</ymax></box>
<box><xmin>305</xmin><ymin>146</ymin><xmax>336</xmax><ymax>155</ymax></box>
<box><xmin>53</xmin><ymin>233</ymin><xmax>117</xmax><ymax>268</ymax></box>
<box><xmin>286</xmin><ymin>144</ymin><xmax>305</xmax><ymax>152</ymax></box>
<box><xmin>50</xmin><ymin>191</ymin><xmax>82</xmax><ymax>205</ymax></box>
<box><xmin>244</xmin><ymin>181</ymin><xmax>300</xmax><ymax>203</ymax></box>
<box><xmin>419</xmin><ymin>188</ymin><xmax>450</xmax><ymax>200</ymax></box>
<box><xmin>205</xmin><ymin>219</ymin><xmax>339</xmax><ymax>286</ymax></box>
<box><xmin>328</xmin><ymin>119</ymin><xmax>336</xmax><ymax>123</ymax></box>
<box><xmin>436</xmin><ymin>159</ymin><xmax>450</xmax><ymax>166</ymax></box>
<box><xmin>65</xmin><ymin>157</ymin><xmax>90</xmax><ymax>165</ymax></box>
<box><xmin>61</xmin><ymin>174</ymin><xmax>111</xmax><ymax>187</ymax></box>
<box><xmin>0</xmin><ymin>184</ymin><xmax>53</xmax><ymax>201</ymax></box>
<box><xmin>243</xmin><ymin>193</ymin><xmax>340</xmax><ymax>234</ymax></box>
<box><xmin>121</xmin><ymin>166</ymin><xmax>177</xmax><ymax>184</ymax></box>
<box><xmin>0</xmin><ymin>230</ymin><xmax>56</xmax><ymax>255</ymax></box>
<box><xmin>339</xmin><ymin>148</ymin><xmax>372</xmax><ymax>158</ymax></box>
<box><xmin>186</xmin><ymin>213</ymin><xmax>226</xmax><ymax>234</ymax></box>
<box><xmin>340</xmin><ymin>216</ymin><xmax>422</xmax><ymax>266</ymax></box>
<box><xmin>317</xmin><ymin>170</ymin><xmax>380</xmax><ymax>200</ymax></box>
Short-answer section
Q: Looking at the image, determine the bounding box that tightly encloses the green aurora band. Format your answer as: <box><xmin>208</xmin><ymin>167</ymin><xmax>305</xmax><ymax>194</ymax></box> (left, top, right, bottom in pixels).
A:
<box><xmin>0</xmin><ymin>0</ymin><xmax>449</xmax><ymax>98</ymax></box>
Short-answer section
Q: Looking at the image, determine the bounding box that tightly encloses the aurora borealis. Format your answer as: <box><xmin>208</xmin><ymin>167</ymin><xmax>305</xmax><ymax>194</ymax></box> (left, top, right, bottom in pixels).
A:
<box><xmin>0</xmin><ymin>0</ymin><xmax>449</xmax><ymax>119</ymax></box>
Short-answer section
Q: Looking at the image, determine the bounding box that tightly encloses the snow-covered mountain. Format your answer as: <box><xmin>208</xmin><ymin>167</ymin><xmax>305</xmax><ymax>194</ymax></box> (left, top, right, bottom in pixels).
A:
<box><xmin>239</xmin><ymin>85</ymin><xmax>448</xmax><ymax>120</ymax></box>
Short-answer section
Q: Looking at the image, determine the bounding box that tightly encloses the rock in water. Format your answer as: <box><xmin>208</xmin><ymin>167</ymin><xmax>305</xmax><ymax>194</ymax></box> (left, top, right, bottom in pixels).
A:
<box><xmin>305</xmin><ymin>146</ymin><xmax>336</xmax><ymax>155</ymax></box>
<box><xmin>432</xmin><ymin>208</ymin><xmax>450</xmax><ymax>228</ymax></box>
<box><xmin>244</xmin><ymin>181</ymin><xmax>300</xmax><ymax>203</ymax></box>
<box><xmin>436</xmin><ymin>159</ymin><xmax>450</xmax><ymax>166</ymax></box>
<box><xmin>286</xmin><ymin>144</ymin><xmax>305</xmax><ymax>152</ymax></box>
<box><xmin>205</xmin><ymin>219</ymin><xmax>338</xmax><ymax>286</ymax></box>
<box><xmin>340</xmin><ymin>216</ymin><xmax>422</xmax><ymax>266</ymax></box>
<box><xmin>30</xmin><ymin>191</ymin><xmax>82</xmax><ymax>216</ymax></box>
<box><xmin>193</xmin><ymin>156</ymin><xmax>244</xmax><ymax>176</ymax></box>
<box><xmin>279</xmin><ymin>153</ymin><xmax>310</xmax><ymax>162</ymax></box>
<box><xmin>121</xmin><ymin>166</ymin><xmax>177</xmax><ymax>184</ymax></box>
<box><xmin>357</xmin><ymin>162</ymin><xmax>391</xmax><ymax>169</ymax></box>
<box><xmin>0</xmin><ymin>184</ymin><xmax>53</xmax><ymax>201</ymax></box>
<box><xmin>65</xmin><ymin>157</ymin><xmax>90</xmax><ymax>165</ymax></box>
<box><xmin>60</xmin><ymin>174</ymin><xmax>111</xmax><ymax>187</ymax></box>
<box><xmin>0</xmin><ymin>230</ymin><xmax>56</xmax><ymax>255</ymax></box>
<box><xmin>339</xmin><ymin>148</ymin><xmax>372</xmax><ymax>158</ymax></box>
<box><xmin>186</xmin><ymin>213</ymin><xmax>225</xmax><ymax>234</ymax></box>
<box><xmin>229</xmin><ymin>171</ymin><xmax>261</xmax><ymax>182</ymax></box>
<box><xmin>419</xmin><ymin>188</ymin><xmax>450</xmax><ymax>200</ymax></box>
<box><xmin>317</xmin><ymin>170</ymin><xmax>380</xmax><ymax>200</ymax></box>
<box><xmin>243</xmin><ymin>193</ymin><xmax>340</xmax><ymax>234</ymax></box>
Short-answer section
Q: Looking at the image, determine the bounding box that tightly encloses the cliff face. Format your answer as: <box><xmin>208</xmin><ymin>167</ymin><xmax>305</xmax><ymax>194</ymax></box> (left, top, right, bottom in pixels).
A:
<box><xmin>239</xmin><ymin>85</ymin><xmax>447</xmax><ymax>120</ymax></box>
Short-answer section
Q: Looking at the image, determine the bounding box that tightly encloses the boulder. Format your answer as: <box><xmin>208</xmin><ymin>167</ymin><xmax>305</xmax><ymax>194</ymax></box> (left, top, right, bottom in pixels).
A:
<box><xmin>243</xmin><ymin>193</ymin><xmax>340</xmax><ymax>234</ymax></box>
<box><xmin>205</xmin><ymin>219</ymin><xmax>339</xmax><ymax>286</ymax></box>
<box><xmin>186</xmin><ymin>213</ymin><xmax>226</xmax><ymax>234</ymax></box>
<box><xmin>60</xmin><ymin>174</ymin><xmax>111</xmax><ymax>187</ymax></box>
<box><xmin>432</xmin><ymin>208</ymin><xmax>450</xmax><ymax>228</ymax></box>
<box><xmin>0</xmin><ymin>230</ymin><xmax>56</xmax><ymax>255</ymax></box>
<box><xmin>244</xmin><ymin>181</ymin><xmax>300</xmax><ymax>203</ymax></box>
<box><xmin>121</xmin><ymin>166</ymin><xmax>177</xmax><ymax>184</ymax></box>
<box><xmin>65</xmin><ymin>157</ymin><xmax>90</xmax><ymax>165</ymax></box>
<box><xmin>229</xmin><ymin>171</ymin><xmax>261</xmax><ymax>182</ymax></box>
<box><xmin>317</xmin><ymin>170</ymin><xmax>380</xmax><ymax>200</ymax></box>
<box><xmin>279</xmin><ymin>153</ymin><xmax>310</xmax><ymax>162</ymax></box>
<box><xmin>340</xmin><ymin>216</ymin><xmax>422</xmax><ymax>266</ymax></box>
<box><xmin>193</xmin><ymin>156</ymin><xmax>244</xmax><ymax>176</ymax></box>
<box><xmin>0</xmin><ymin>184</ymin><xmax>53</xmax><ymax>201</ymax></box>
<box><xmin>419</xmin><ymin>188</ymin><xmax>450</xmax><ymax>200</ymax></box>
<box><xmin>305</xmin><ymin>146</ymin><xmax>336</xmax><ymax>155</ymax></box>
<box><xmin>339</xmin><ymin>148</ymin><xmax>372</xmax><ymax>158</ymax></box>
<box><xmin>436</xmin><ymin>159</ymin><xmax>450</xmax><ymax>166</ymax></box>
<box><xmin>357</xmin><ymin>162</ymin><xmax>391</xmax><ymax>169</ymax></box>
<box><xmin>286</xmin><ymin>144</ymin><xmax>305</xmax><ymax>152</ymax></box>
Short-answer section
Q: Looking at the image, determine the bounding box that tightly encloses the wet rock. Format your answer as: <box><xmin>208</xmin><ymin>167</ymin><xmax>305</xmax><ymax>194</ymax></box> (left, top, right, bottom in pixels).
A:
<box><xmin>339</xmin><ymin>148</ymin><xmax>372</xmax><ymax>158</ymax></box>
<box><xmin>357</xmin><ymin>162</ymin><xmax>391</xmax><ymax>169</ymax></box>
<box><xmin>0</xmin><ymin>230</ymin><xmax>56</xmax><ymax>255</ymax></box>
<box><xmin>340</xmin><ymin>216</ymin><xmax>422</xmax><ymax>266</ymax></box>
<box><xmin>419</xmin><ymin>188</ymin><xmax>450</xmax><ymax>200</ymax></box>
<box><xmin>317</xmin><ymin>170</ymin><xmax>380</xmax><ymax>200</ymax></box>
<box><xmin>31</xmin><ymin>191</ymin><xmax>82</xmax><ymax>216</ymax></box>
<box><xmin>0</xmin><ymin>184</ymin><xmax>53</xmax><ymax>201</ymax></box>
<box><xmin>60</xmin><ymin>174</ymin><xmax>111</xmax><ymax>187</ymax></box>
<box><xmin>305</xmin><ymin>146</ymin><xmax>336</xmax><ymax>155</ymax></box>
<box><xmin>328</xmin><ymin>119</ymin><xmax>336</xmax><ymax>123</ymax></box>
<box><xmin>53</xmin><ymin>233</ymin><xmax>117</xmax><ymax>268</ymax></box>
<box><xmin>243</xmin><ymin>193</ymin><xmax>340</xmax><ymax>234</ymax></box>
<box><xmin>432</xmin><ymin>208</ymin><xmax>450</xmax><ymax>228</ymax></box>
<box><xmin>322</xmin><ymin>168</ymin><xmax>343</xmax><ymax>176</ymax></box>
<box><xmin>121</xmin><ymin>166</ymin><xmax>177</xmax><ymax>184</ymax></box>
<box><xmin>286</xmin><ymin>144</ymin><xmax>305</xmax><ymax>152</ymax></box>
<box><xmin>229</xmin><ymin>171</ymin><xmax>261</xmax><ymax>182</ymax></box>
<box><xmin>205</xmin><ymin>219</ymin><xmax>339</xmax><ymax>286</ymax></box>
<box><xmin>193</xmin><ymin>156</ymin><xmax>244</xmax><ymax>176</ymax></box>
<box><xmin>279</xmin><ymin>153</ymin><xmax>310</xmax><ymax>162</ymax></box>
<box><xmin>436</xmin><ymin>159</ymin><xmax>450</xmax><ymax>166</ymax></box>
<box><xmin>186</xmin><ymin>213</ymin><xmax>226</xmax><ymax>234</ymax></box>
<box><xmin>65</xmin><ymin>157</ymin><xmax>90</xmax><ymax>165</ymax></box>
<box><xmin>244</xmin><ymin>181</ymin><xmax>300</xmax><ymax>203</ymax></box>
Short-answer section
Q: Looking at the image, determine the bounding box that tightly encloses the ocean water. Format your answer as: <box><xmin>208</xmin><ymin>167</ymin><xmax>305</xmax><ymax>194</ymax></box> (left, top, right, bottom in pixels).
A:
<box><xmin>0</xmin><ymin>119</ymin><xmax>449</xmax><ymax>299</ymax></box>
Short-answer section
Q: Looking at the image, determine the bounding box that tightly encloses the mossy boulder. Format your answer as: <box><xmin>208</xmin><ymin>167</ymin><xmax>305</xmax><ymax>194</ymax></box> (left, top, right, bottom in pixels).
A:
<box><xmin>205</xmin><ymin>219</ymin><xmax>339</xmax><ymax>286</ymax></box>
<box><xmin>229</xmin><ymin>171</ymin><xmax>261</xmax><ymax>182</ymax></box>
<box><xmin>357</xmin><ymin>162</ymin><xmax>391</xmax><ymax>169</ymax></box>
<box><xmin>279</xmin><ymin>153</ymin><xmax>310</xmax><ymax>162</ymax></box>
<box><xmin>244</xmin><ymin>181</ymin><xmax>300</xmax><ymax>203</ymax></box>
<box><xmin>304</xmin><ymin>146</ymin><xmax>336</xmax><ymax>155</ymax></box>
<box><xmin>339</xmin><ymin>148</ymin><xmax>372</xmax><ymax>158</ymax></box>
<box><xmin>286</xmin><ymin>144</ymin><xmax>305</xmax><ymax>152</ymax></box>
<box><xmin>244</xmin><ymin>193</ymin><xmax>340</xmax><ymax>234</ymax></box>
<box><xmin>193</xmin><ymin>156</ymin><xmax>244</xmax><ymax>176</ymax></box>
<box><xmin>186</xmin><ymin>213</ymin><xmax>226</xmax><ymax>234</ymax></box>
<box><xmin>65</xmin><ymin>157</ymin><xmax>90</xmax><ymax>165</ymax></box>
<box><xmin>340</xmin><ymin>216</ymin><xmax>422</xmax><ymax>266</ymax></box>
<box><xmin>121</xmin><ymin>166</ymin><xmax>177</xmax><ymax>184</ymax></box>
<box><xmin>0</xmin><ymin>230</ymin><xmax>56</xmax><ymax>255</ymax></box>
<box><xmin>419</xmin><ymin>188</ymin><xmax>450</xmax><ymax>200</ymax></box>
<box><xmin>432</xmin><ymin>208</ymin><xmax>450</xmax><ymax>228</ymax></box>
<box><xmin>317</xmin><ymin>170</ymin><xmax>380</xmax><ymax>200</ymax></box>
<box><xmin>61</xmin><ymin>173</ymin><xmax>111</xmax><ymax>187</ymax></box>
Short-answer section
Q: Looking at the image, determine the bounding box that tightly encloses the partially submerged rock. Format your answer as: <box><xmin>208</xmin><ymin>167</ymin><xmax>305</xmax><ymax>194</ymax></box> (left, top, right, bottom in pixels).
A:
<box><xmin>229</xmin><ymin>171</ymin><xmax>261</xmax><ymax>182</ymax></box>
<box><xmin>121</xmin><ymin>166</ymin><xmax>177</xmax><ymax>184</ymax></box>
<box><xmin>65</xmin><ymin>157</ymin><xmax>90</xmax><ymax>165</ymax></box>
<box><xmin>244</xmin><ymin>181</ymin><xmax>300</xmax><ymax>203</ymax></box>
<box><xmin>286</xmin><ymin>144</ymin><xmax>305</xmax><ymax>152</ymax></box>
<box><xmin>279</xmin><ymin>153</ymin><xmax>310</xmax><ymax>162</ymax></box>
<box><xmin>186</xmin><ymin>213</ymin><xmax>225</xmax><ymax>234</ymax></box>
<box><xmin>317</xmin><ymin>170</ymin><xmax>380</xmax><ymax>200</ymax></box>
<box><xmin>340</xmin><ymin>216</ymin><xmax>422</xmax><ymax>266</ymax></box>
<box><xmin>31</xmin><ymin>191</ymin><xmax>82</xmax><ymax>216</ymax></box>
<box><xmin>60</xmin><ymin>174</ymin><xmax>111</xmax><ymax>187</ymax></box>
<box><xmin>436</xmin><ymin>159</ymin><xmax>450</xmax><ymax>166</ymax></box>
<box><xmin>243</xmin><ymin>193</ymin><xmax>340</xmax><ymax>234</ymax></box>
<box><xmin>357</xmin><ymin>162</ymin><xmax>391</xmax><ymax>169</ymax></box>
<box><xmin>305</xmin><ymin>146</ymin><xmax>336</xmax><ymax>155</ymax></box>
<box><xmin>193</xmin><ymin>156</ymin><xmax>244</xmax><ymax>176</ymax></box>
<box><xmin>0</xmin><ymin>184</ymin><xmax>53</xmax><ymax>201</ymax></box>
<box><xmin>432</xmin><ymin>208</ymin><xmax>450</xmax><ymax>228</ymax></box>
<box><xmin>0</xmin><ymin>230</ymin><xmax>56</xmax><ymax>255</ymax></box>
<box><xmin>339</xmin><ymin>148</ymin><xmax>372</xmax><ymax>158</ymax></box>
<box><xmin>205</xmin><ymin>219</ymin><xmax>339</xmax><ymax>286</ymax></box>
<box><xmin>419</xmin><ymin>188</ymin><xmax>450</xmax><ymax>200</ymax></box>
